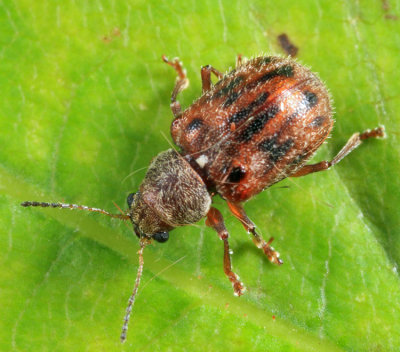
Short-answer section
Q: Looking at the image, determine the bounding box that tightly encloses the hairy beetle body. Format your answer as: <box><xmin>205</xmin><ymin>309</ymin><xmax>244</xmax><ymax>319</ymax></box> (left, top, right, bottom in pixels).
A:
<box><xmin>172</xmin><ymin>56</ymin><xmax>333</xmax><ymax>202</ymax></box>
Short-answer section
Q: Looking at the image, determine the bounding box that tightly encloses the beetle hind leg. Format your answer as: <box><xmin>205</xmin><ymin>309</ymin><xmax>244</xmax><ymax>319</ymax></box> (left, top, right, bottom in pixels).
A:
<box><xmin>227</xmin><ymin>201</ymin><xmax>283</xmax><ymax>265</ymax></box>
<box><xmin>206</xmin><ymin>207</ymin><xmax>246</xmax><ymax>296</ymax></box>
<box><xmin>291</xmin><ymin>126</ymin><xmax>385</xmax><ymax>177</ymax></box>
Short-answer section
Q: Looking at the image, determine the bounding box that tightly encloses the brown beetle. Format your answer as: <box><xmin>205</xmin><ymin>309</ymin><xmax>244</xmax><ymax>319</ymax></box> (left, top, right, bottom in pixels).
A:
<box><xmin>21</xmin><ymin>55</ymin><xmax>385</xmax><ymax>342</ymax></box>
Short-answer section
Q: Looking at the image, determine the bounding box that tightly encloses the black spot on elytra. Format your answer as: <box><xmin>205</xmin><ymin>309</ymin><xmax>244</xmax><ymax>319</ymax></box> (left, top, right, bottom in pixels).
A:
<box><xmin>309</xmin><ymin>115</ymin><xmax>326</xmax><ymax>128</ymax></box>
<box><xmin>260</xmin><ymin>57</ymin><xmax>273</xmax><ymax>65</ymax></box>
<box><xmin>290</xmin><ymin>153</ymin><xmax>308</xmax><ymax>166</ymax></box>
<box><xmin>228</xmin><ymin>166</ymin><xmax>246</xmax><ymax>183</ymax></box>
<box><xmin>186</xmin><ymin>118</ymin><xmax>203</xmax><ymax>132</ymax></box>
<box><xmin>258</xmin><ymin>137</ymin><xmax>294</xmax><ymax>162</ymax></box>
<box><xmin>214</xmin><ymin>75</ymin><xmax>244</xmax><ymax>99</ymax></box>
<box><xmin>304</xmin><ymin>91</ymin><xmax>318</xmax><ymax>108</ymax></box>
<box><xmin>229</xmin><ymin>92</ymin><xmax>269</xmax><ymax>124</ymax></box>
<box><xmin>237</xmin><ymin>105</ymin><xmax>280</xmax><ymax>142</ymax></box>
<box><xmin>254</xmin><ymin>57</ymin><xmax>274</xmax><ymax>67</ymax></box>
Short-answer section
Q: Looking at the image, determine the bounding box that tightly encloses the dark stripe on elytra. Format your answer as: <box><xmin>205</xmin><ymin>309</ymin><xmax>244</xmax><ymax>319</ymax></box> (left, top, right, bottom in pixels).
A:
<box><xmin>247</xmin><ymin>65</ymin><xmax>294</xmax><ymax>90</ymax></box>
<box><xmin>186</xmin><ymin>118</ymin><xmax>203</xmax><ymax>132</ymax></box>
<box><xmin>228</xmin><ymin>92</ymin><xmax>269</xmax><ymax>124</ymax></box>
<box><xmin>214</xmin><ymin>75</ymin><xmax>244</xmax><ymax>99</ymax></box>
<box><xmin>222</xmin><ymin>91</ymin><xmax>240</xmax><ymax>108</ymax></box>
<box><xmin>237</xmin><ymin>105</ymin><xmax>280</xmax><ymax>142</ymax></box>
<box><xmin>258</xmin><ymin>136</ymin><xmax>294</xmax><ymax>162</ymax></box>
<box><xmin>303</xmin><ymin>91</ymin><xmax>318</xmax><ymax>108</ymax></box>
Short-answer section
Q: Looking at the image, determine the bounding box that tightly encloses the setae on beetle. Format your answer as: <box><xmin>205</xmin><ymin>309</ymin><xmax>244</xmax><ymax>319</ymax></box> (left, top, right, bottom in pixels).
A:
<box><xmin>22</xmin><ymin>55</ymin><xmax>385</xmax><ymax>342</ymax></box>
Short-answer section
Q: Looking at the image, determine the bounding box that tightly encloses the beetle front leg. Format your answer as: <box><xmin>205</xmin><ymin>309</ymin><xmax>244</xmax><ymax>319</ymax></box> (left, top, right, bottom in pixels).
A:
<box><xmin>227</xmin><ymin>202</ymin><xmax>283</xmax><ymax>265</ymax></box>
<box><xmin>162</xmin><ymin>56</ymin><xmax>189</xmax><ymax>118</ymax></box>
<box><xmin>206</xmin><ymin>207</ymin><xmax>246</xmax><ymax>296</ymax></box>
<box><xmin>291</xmin><ymin>126</ymin><xmax>385</xmax><ymax>177</ymax></box>
<box><xmin>201</xmin><ymin>65</ymin><xmax>223</xmax><ymax>93</ymax></box>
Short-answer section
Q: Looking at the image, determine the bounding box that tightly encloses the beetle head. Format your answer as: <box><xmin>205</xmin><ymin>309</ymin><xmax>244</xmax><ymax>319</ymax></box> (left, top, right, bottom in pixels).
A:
<box><xmin>126</xmin><ymin>191</ymin><xmax>172</xmax><ymax>243</ymax></box>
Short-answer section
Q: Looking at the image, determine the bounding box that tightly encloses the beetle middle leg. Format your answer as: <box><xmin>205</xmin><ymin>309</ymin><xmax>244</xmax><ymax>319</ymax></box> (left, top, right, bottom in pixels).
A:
<box><xmin>291</xmin><ymin>126</ymin><xmax>385</xmax><ymax>177</ymax></box>
<box><xmin>206</xmin><ymin>207</ymin><xmax>246</xmax><ymax>296</ymax></box>
<box><xmin>227</xmin><ymin>202</ymin><xmax>283</xmax><ymax>265</ymax></box>
<box><xmin>162</xmin><ymin>56</ymin><xmax>189</xmax><ymax>118</ymax></box>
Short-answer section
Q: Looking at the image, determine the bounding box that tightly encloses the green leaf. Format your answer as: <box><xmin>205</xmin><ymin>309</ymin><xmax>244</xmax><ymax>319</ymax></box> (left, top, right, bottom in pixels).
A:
<box><xmin>1</xmin><ymin>1</ymin><xmax>399</xmax><ymax>351</ymax></box>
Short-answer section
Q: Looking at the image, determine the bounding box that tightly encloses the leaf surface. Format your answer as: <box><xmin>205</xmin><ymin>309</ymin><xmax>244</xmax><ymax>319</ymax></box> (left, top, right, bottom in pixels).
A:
<box><xmin>1</xmin><ymin>1</ymin><xmax>399</xmax><ymax>351</ymax></box>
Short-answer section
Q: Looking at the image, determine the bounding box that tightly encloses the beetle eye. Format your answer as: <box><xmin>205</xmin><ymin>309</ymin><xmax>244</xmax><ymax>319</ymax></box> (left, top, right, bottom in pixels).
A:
<box><xmin>153</xmin><ymin>231</ymin><xmax>169</xmax><ymax>243</ymax></box>
<box><xmin>133</xmin><ymin>225</ymin><xmax>141</xmax><ymax>239</ymax></box>
<box><xmin>127</xmin><ymin>192</ymin><xmax>136</xmax><ymax>207</ymax></box>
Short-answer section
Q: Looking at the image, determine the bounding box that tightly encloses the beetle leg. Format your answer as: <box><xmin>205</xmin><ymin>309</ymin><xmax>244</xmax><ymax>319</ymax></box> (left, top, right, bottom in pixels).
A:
<box><xmin>205</xmin><ymin>207</ymin><xmax>246</xmax><ymax>296</ymax></box>
<box><xmin>292</xmin><ymin>126</ymin><xmax>385</xmax><ymax>177</ymax></box>
<box><xmin>201</xmin><ymin>65</ymin><xmax>223</xmax><ymax>93</ymax></box>
<box><xmin>227</xmin><ymin>202</ymin><xmax>283</xmax><ymax>265</ymax></box>
<box><xmin>162</xmin><ymin>55</ymin><xmax>189</xmax><ymax>118</ymax></box>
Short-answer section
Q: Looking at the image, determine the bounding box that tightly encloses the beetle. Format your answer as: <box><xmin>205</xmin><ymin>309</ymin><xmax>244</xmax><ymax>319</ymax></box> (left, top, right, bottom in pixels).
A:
<box><xmin>21</xmin><ymin>55</ymin><xmax>385</xmax><ymax>342</ymax></box>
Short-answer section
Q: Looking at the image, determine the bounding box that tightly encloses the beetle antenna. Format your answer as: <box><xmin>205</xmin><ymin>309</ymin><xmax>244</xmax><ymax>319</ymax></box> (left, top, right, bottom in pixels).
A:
<box><xmin>20</xmin><ymin>201</ymin><xmax>130</xmax><ymax>220</ymax></box>
<box><xmin>120</xmin><ymin>238</ymin><xmax>147</xmax><ymax>343</ymax></box>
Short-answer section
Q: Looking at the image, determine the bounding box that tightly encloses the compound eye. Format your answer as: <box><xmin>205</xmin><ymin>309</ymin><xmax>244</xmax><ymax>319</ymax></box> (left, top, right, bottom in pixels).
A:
<box><xmin>133</xmin><ymin>225</ymin><xmax>141</xmax><ymax>239</ymax></box>
<box><xmin>153</xmin><ymin>231</ymin><xmax>169</xmax><ymax>243</ymax></box>
<box><xmin>127</xmin><ymin>192</ymin><xmax>136</xmax><ymax>207</ymax></box>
